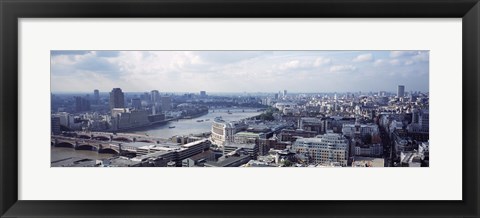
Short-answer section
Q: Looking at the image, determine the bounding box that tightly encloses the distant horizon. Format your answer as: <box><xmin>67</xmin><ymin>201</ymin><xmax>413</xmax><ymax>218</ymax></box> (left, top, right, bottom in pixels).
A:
<box><xmin>51</xmin><ymin>50</ymin><xmax>429</xmax><ymax>93</ymax></box>
<box><xmin>51</xmin><ymin>89</ymin><xmax>428</xmax><ymax>95</ymax></box>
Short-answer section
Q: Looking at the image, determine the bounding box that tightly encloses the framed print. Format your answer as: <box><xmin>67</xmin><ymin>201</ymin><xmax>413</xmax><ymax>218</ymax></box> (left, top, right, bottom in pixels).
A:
<box><xmin>1</xmin><ymin>0</ymin><xmax>479</xmax><ymax>217</ymax></box>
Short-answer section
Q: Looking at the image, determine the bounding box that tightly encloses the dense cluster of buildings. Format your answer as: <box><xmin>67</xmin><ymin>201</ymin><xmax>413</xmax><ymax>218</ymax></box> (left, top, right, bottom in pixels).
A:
<box><xmin>204</xmin><ymin>85</ymin><xmax>429</xmax><ymax>167</ymax></box>
<box><xmin>51</xmin><ymin>88</ymin><xmax>209</xmax><ymax>132</ymax></box>
<box><xmin>52</xmin><ymin>85</ymin><xmax>429</xmax><ymax>167</ymax></box>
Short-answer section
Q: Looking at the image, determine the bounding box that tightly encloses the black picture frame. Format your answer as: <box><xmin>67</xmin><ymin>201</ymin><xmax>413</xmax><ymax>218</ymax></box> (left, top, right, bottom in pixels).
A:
<box><xmin>1</xmin><ymin>0</ymin><xmax>479</xmax><ymax>217</ymax></box>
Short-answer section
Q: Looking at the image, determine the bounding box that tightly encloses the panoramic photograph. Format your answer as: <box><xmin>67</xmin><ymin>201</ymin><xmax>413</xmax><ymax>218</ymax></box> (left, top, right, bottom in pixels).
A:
<box><xmin>50</xmin><ymin>50</ymin><xmax>429</xmax><ymax>167</ymax></box>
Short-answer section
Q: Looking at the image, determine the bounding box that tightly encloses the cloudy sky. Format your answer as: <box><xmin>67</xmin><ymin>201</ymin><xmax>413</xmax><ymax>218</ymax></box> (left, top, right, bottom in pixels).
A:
<box><xmin>51</xmin><ymin>50</ymin><xmax>429</xmax><ymax>93</ymax></box>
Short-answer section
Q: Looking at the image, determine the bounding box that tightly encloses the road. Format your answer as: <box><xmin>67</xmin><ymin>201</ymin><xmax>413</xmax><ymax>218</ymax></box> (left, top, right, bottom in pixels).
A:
<box><xmin>379</xmin><ymin>126</ymin><xmax>393</xmax><ymax>167</ymax></box>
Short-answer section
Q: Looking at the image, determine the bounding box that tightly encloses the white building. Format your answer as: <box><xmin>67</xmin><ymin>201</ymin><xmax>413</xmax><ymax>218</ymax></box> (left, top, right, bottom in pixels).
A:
<box><xmin>211</xmin><ymin>118</ymin><xmax>247</xmax><ymax>147</ymax></box>
<box><xmin>110</xmin><ymin>109</ymin><xmax>150</xmax><ymax>130</ymax></box>
<box><xmin>292</xmin><ymin>132</ymin><xmax>349</xmax><ymax>167</ymax></box>
<box><xmin>55</xmin><ymin>112</ymin><xmax>75</xmax><ymax>128</ymax></box>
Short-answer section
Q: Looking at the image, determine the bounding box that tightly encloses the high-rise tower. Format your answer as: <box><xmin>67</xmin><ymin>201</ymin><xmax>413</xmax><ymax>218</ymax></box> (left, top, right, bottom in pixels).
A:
<box><xmin>397</xmin><ymin>85</ymin><xmax>405</xmax><ymax>98</ymax></box>
<box><xmin>109</xmin><ymin>88</ymin><xmax>125</xmax><ymax>110</ymax></box>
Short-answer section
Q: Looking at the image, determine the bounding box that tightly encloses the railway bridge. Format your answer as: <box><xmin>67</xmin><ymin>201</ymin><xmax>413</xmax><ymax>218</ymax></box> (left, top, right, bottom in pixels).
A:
<box><xmin>52</xmin><ymin>135</ymin><xmax>139</xmax><ymax>154</ymax></box>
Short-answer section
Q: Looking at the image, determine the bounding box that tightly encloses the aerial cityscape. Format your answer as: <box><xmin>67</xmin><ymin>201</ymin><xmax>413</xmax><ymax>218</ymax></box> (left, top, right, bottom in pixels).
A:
<box><xmin>51</xmin><ymin>51</ymin><xmax>429</xmax><ymax>167</ymax></box>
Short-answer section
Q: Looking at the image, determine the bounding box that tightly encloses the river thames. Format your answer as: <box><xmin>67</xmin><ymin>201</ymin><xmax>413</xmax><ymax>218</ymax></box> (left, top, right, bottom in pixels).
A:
<box><xmin>129</xmin><ymin>108</ymin><xmax>262</xmax><ymax>138</ymax></box>
<box><xmin>51</xmin><ymin>108</ymin><xmax>262</xmax><ymax>162</ymax></box>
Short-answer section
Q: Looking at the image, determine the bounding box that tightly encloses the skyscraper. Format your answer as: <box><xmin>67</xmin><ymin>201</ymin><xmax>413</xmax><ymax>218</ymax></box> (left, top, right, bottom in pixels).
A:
<box><xmin>51</xmin><ymin>116</ymin><xmax>61</xmax><ymax>135</ymax></box>
<box><xmin>74</xmin><ymin>96</ymin><xmax>91</xmax><ymax>112</ymax></box>
<box><xmin>397</xmin><ymin>85</ymin><xmax>405</xmax><ymax>98</ymax></box>
<box><xmin>109</xmin><ymin>88</ymin><xmax>125</xmax><ymax>110</ymax></box>
<box><xmin>151</xmin><ymin>90</ymin><xmax>160</xmax><ymax>104</ymax></box>
<box><xmin>93</xmin><ymin>89</ymin><xmax>100</xmax><ymax>104</ymax></box>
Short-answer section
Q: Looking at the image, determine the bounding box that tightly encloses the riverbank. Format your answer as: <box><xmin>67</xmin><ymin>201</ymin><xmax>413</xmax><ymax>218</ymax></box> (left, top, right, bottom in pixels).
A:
<box><xmin>129</xmin><ymin>108</ymin><xmax>262</xmax><ymax>138</ymax></box>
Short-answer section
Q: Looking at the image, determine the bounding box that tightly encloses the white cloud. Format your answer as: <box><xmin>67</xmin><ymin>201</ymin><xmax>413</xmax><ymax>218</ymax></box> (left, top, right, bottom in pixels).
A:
<box><xmin>279</xmin><ymin>60</ymin><xmax>300</xmax><ymax>70</ymax></box>
<box><xmin>389</xmin><ymin>59</ymin><xmax>401</xmax><ymax>66</ymax></box>
<box><xmin>374</xmin><ymin>59</ymin><xmax>387</xmax><ymax>67</ymax></box>
<box><xmin>313</xmin><ymin>57</ymin><xmax>331</xmax><ymax>66</ymax></box>
<box><xmin>50</xmin><ymin>51</ymin><xmax>429</xmax><ymax>92</ymax></box>
<box><xmin>412</xmin><ymin>52</ymin><xmax>429</xmax><ymax>62</ymax></box>
<box><xmin>330</xmin><ymin>65</ymin><xmax>356</xmax><ymax>72</ymax></box>
<box><xmin>390</xmin><ymin>51</ymin><xmax>418</xmax><ymax>58</ymax></box>
<box><xmin>353</xmin><ymin>53</ymin><xmax>373</xmax><ymax>62</ymax></box>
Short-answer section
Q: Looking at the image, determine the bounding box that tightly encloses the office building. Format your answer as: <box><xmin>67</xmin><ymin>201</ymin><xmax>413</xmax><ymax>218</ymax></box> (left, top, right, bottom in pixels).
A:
<box><xmin>292</xmin><ymin>132</ymin><xmax>349</xmax><ymax>166</ymax></box>
<box><xmin>352</xmin><ymin>143</ymin><xmax>383</xmax><ymax>157</ymax></box>
<box><xmin>109</xmin><ymin>88</ymin><xmax>125</xmax><ymax>110</ymax></box>
<box><xmin>342</xmin><ymin>123</ymin><xmax>380</xmax><ymax>139</ymax></box>
<box><xmin>111</xmin><ymin>109</ymin><xmax>150</xmax><ymax>130</ymax></box>
<box><xmin>51</xmin><ymin>116</ymin><xmax>61</xmax><ymax>135</ymax></box>
<box><xmin>74</xmin><ymin>96</ymin><xmax>91</xmax><ymax>112</ymax></box>
<box><xmin>407</xmin><ymin>109</ymin><xmax>429</xmax><ymax>133</ymax></box>
<box><xmin>93</xmin><ymin>89</ymin><xmax>100</xmax><ymax>104</ymax></box>
<box><xmin>233</xmin><ymin>132</ymin><xmax>264</xmax><ymax>144</ymax></box>
<box><xmin>397</xmin><ymin>85</ymin><xmax>405</xmax><ymax>98</ymax></box>
<box><xmin>211</xmin><ymin>118</ymin><xmax>247</xmax><ymax>147</ymax></box>
<box><xmin>224</xmin><ymin>143</ymin><xmax>259</xmax><ymax>158</ymax></box>
<box><xmin>278</xmin><ymin>129</ymin><xmax>316</xmax><ymax>142</ymax></box>
<box><xmin>298</xmin><ymin>117</ymin><xmax>324</xmax><ymax>134</ymax></box>
<box><xmin>151</xmin><ymin>90</ymin><xmax>160</xmax><ymax>104</ymax></box>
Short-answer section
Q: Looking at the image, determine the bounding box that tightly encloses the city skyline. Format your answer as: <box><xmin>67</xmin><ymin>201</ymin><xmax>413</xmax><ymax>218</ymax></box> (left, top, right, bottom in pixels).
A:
<box><xmin>51</xmin><ymin>50</ymin><xmax>429</xmax><ymax>93</ymax></box>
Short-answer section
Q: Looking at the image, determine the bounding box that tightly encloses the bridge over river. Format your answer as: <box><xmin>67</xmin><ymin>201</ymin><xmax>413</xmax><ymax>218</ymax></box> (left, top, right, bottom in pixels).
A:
<box><xmin>51</xmin><ymin>131</ymin><xmax>170</xmax><ymax>155</ymax></box>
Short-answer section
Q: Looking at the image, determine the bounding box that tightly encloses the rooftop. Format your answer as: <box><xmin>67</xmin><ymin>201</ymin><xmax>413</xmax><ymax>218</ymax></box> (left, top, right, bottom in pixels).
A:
<box><xmin>204</xmin><ymin>154</ymin><xmax>251</xmax><ymax>167</ymax></box>
<box><xmin>182</xmin><ymin>139</ymin><xmax>208</xmax><ymax>148</ymax></box>
<box><xmin>132</xmin><ymin>150</ymin><xmax>174</xmax><ymax>161</ymax></box>
<box><xmin>352</xmin><ymin>157</ymin><xmax>385</xmax><ymax>167</ymax></box>
<box><xmin>234</xmin><ymin>132</ymin><xmax>263</xmax><ymax>137</ymax></box>
<box><xmin>224</xmin><ymin>143</ymin><xmax>257</xmax><ymax>149</ymax></box>
<box><xmin>51</xmin><ymin>157</ymin><xmax>100</xmax><ymax>167</ymax></box>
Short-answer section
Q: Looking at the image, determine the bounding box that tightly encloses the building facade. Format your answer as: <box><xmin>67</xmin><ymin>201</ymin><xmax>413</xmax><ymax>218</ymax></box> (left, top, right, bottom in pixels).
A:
<box><xmin>397</xmin><ymin>85</ymin><xmax>405</xmax><ymax>98</ymax></box>
<box><xmin>292</xmin><ymin>133</ymin><xmax>349</xmax><ymax>166</ymax></box>
<box><xmin>109</xmin><ymin>88</ymin><xmax>125</xmax><ymax>110</ymax></box>
<box><xmin>211</xmin><ymin>118</ymin><xmax>247</xmax><ymax>147</ymax></box>
<box><xmin>342</xmin><ymin>123</ymin><xmax>380</xmax><ymax>139</ymax></box>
